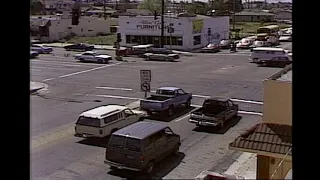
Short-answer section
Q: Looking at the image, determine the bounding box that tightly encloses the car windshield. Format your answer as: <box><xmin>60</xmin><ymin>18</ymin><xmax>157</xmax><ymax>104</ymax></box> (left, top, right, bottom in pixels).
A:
<box><xmin>156</xmin><ymin>89</ymin><xmax>175</xmax><ymax>95</ymax></box>
<box><xmin>76</xmin><ymin>116</ymin><xmax>101</xmax><ymax>127</ymax></box>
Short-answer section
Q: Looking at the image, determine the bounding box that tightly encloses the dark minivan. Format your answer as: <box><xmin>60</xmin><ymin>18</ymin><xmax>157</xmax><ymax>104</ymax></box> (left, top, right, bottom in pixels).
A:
<box><xmin>104</xmin><ymin>121</ymin><xmax>181</xmax><ymax>174</ymax></box>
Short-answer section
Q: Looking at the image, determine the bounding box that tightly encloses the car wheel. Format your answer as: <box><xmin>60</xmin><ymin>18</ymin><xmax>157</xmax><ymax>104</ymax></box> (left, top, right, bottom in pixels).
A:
<box><xmin>98</xmin><ymin>59</ymin><xmax>103</xmax><ymax>64</ymax></box>
<box><xmin>185</xmin><ymin>99</ymin><xmax>191</xmax><ymax>108</ymax></box>
<box><xmin>146</xmin><ymin>56</ymin><xmax>150</xmax><ymax>61</ymax></box>
<box><xmin>145</xmin><ymin>161</ymin><xmax>154</xmax><ymax>174</ymax></box>
<box><xmin>79</xmin><ymin>58</ymin><xmax>85</xmax><ymax>62</ymax></box>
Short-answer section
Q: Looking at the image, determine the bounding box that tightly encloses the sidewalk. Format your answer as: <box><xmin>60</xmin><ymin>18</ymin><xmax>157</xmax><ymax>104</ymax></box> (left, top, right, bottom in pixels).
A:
<box><xmin>41</xmin><ymin>43</ymin><xmax>193</xmax><ymax>56</ymax></box>
<box><xmin>224</xmin><ymin>152</ymin><xmax>257</xmax><ymax>179</ymax></box>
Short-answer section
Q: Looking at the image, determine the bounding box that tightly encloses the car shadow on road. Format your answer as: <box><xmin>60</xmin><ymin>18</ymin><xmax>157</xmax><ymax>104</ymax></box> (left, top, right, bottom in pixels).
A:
<box><xmin>76</xmin><ymin>136</ymin><xmax>110</xmax><ymax>148</ymax></box>
<box><xmin>108</xmin><ymin>152</ymin><xmax>185</xmax><ymax>180</ymax></box>
<box><xmin>192</xmin><ymin>116</ymin><xmax>242</xmax><ymax>134</ymax></box>
<box><xmin>147</xmin><ymin>106</ymin><xmax>196</xmax><ymax>122</ymax></box>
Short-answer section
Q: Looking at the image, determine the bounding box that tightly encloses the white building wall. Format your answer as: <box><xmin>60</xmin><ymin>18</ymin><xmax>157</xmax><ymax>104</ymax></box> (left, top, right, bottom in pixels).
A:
<box><xmin>48</xmin><ymin>17</ymin><xmax>111</xmax><ymax>42</ymax></box>
<box><xmin>118</xmin><ymin>16</ymin><xmax>229</xmax><ymax>51</ymax></box>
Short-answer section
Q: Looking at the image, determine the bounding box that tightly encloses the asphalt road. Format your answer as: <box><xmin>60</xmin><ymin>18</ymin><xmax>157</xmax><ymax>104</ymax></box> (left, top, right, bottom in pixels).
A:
<box><xmin>30</xmin><ymin>44</ymin><xmax>289</xmax><ymax>180</ymax></box>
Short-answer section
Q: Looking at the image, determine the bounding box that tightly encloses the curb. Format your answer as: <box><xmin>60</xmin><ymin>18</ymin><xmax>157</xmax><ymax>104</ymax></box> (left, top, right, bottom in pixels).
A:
<box><xmin>30</xmin><ymin>82</ymin><xmax>47</xmax><ymax>94</ymax></box>
<box><xmin>30</xmin><ymin>87</ymin><xmax>44</xmax><ymax>94</ymax></box>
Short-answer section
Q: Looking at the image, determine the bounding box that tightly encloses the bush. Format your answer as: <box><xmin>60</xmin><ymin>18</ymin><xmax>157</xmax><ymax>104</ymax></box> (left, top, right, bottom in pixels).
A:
<box><xmin>96</xmin><ymin>32</ymin><xmax>110</xmax><ymax>36</ymax></box>
<box><xmin>63</xmin><ymin>32</ymin><xmax>77</xmax><ymax>40</ymax></box>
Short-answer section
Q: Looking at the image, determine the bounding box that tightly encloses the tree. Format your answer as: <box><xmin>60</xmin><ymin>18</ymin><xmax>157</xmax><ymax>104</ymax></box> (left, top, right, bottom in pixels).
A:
<box><xmin>30</xmin><ymin>0</ymin><xmax>44</xmax><ymax>15</ymax></box>
<box><xmin>138</xmin><ymin>0</ymin><xmax>164</xmax><ymax>13</ymax></box>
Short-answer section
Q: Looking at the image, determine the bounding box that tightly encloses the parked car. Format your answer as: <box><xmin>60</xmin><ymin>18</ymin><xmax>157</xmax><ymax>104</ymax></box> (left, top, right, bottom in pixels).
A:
<box><xmin>201</xmin><ymin>42</ymin><xmax>221</xmax><ymax>53</ymax></box>
<box><xmin>74</xmin><ymin>105</ymin><xmax>146</xmax><ymax>138</ymax></box>
<box><xmin>250</xmin><ymin>47</ymin><xmax>292</xmax><ymax>67</ymax></box>
<box><xmin>140</xmin><ymin>87</ymin><xmax>192</xmax><ymax>116</ymax></box>
<box><xmin>236</xmin><ymin>38</ymin><xmax>254</xmax><ymax>49</ymax></box>
<box><xmin>143</xmin><ymin>53</ymin><xmax>177</xmax><ymax>61</ymax></box>
<box><xmin>74</xmin><ymin>51</ymin><xmax>112</xmax><ymax>63</ymax></box>
<box><xmin>64</xmin><ymin>43</ymin><xmax>95</xmax><ymax>51</ymax></box>
<box><xmin>279</xmin><ymin>34</ymin><xmax>292</xmax><ymax>42</ymax></box>
<box><xmin>219</xmin><ymin>39</ymin><xmax>232</xmax><ymax>49</ymax></box>
<box><xmin>105</xmin><ymin>121</ymin><xmax>181</xmax><ymax>174</ymax></box>
<box><xmin>189</xmin><ymin>97</ymin><xmax>238</xmax><ymax>128</ymax></box>
<box><xmin>31</xmin><ymin>44</ymin><xmax>53</xmax><ymax>54</ymax></box>
<box><xmin>250</xmin><ymin>40</ymin><xmax>270</xmax><ymax>49</ymax></box>
<box><xmin>30</xmin><ymin>51</ymin><xmax>39</xmax><ymax>59</ymax></box>
<box><xmin>150</xmin><ymin>48</ymin><xmax>180</xmax><ymax>59</ymax></box>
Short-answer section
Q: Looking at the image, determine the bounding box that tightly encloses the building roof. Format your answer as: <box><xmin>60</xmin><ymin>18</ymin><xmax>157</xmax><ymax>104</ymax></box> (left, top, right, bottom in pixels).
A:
<box><xmin>112</xmin><ymin>121</ymin><xmax>168</xmax><ymax>139</ymax></box>
<box><xmin>268</xmin><ymin>64</ymin><xmax>292</xmax><ymax>82</ymax></box>
<box><xmin>235</xmin><ymin>11</ymin><xmax>275</xmax><ymax>16</ymax></box>
<box><xmin>229</xmin><ymin>123</ymin><xmax>292</xmax><ymax>156</ymax></box>
<box><xmin>158</xmin><ymin>87</ymin><xmax>180</xmax><ymax>91</ymax></box>
<box><xmin>80</xmin><ymin>105</ymin><xmax>127</xmax><ymax>118</ymax></box>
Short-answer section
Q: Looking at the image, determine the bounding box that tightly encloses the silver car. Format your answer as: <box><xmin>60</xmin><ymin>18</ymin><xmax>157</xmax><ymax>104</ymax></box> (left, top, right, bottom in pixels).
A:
<box><xmin>143</xmin><ymin>53</ymin><xmax>176</xmax><ymax>61</ymax></box>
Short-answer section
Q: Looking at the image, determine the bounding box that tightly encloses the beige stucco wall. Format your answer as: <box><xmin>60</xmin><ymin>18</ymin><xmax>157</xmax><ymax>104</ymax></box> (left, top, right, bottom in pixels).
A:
<box><xmin>263</xmin><ymin>79</ymin><xmax>292</xmax><ymax>125</ymax></box>
<box><xmin>268</xmin><ymin>157</ymin><xmax>292</xmax><ymax>179</ymax></box>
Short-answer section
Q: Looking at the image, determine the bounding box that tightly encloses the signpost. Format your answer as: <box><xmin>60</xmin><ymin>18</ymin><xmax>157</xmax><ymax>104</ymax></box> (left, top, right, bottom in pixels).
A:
<box><xmin>140</xmin><ymin>70</ymin><xmax>151</xmax><ymax>98</ymax></box>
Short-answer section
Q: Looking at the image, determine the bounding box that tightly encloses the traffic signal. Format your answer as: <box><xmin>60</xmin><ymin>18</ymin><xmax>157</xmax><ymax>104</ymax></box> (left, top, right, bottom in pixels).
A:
<box><xmin>116</xmin><ymin>33</ymin><xmax>122</xmax><ymax>42</ymax></box>
<box><xmin>71</xmin><ymin>9</ymin><xmax>80</xmax><ymax>25</ymax></box>
<box><xmin>154</xmin><ymin>11</ymin><xmax>158</xmax><ymax>20</ymax></box>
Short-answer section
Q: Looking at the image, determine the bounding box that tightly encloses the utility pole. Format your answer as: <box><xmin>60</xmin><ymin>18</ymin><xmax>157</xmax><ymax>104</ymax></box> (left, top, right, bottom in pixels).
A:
<box><xmin>232</xmin><ymin>0</ymin><xmax>236</xmax><ymax>39</ymax></box>
<box><xmin>103</xmin><ymin>0</ymin><xmax>107</xmax><ymax>20</ymax></box>
<box><xmin>160</xmin><ymin>0</ymin><xmax>165</xmax><ymax>48</ymax></box>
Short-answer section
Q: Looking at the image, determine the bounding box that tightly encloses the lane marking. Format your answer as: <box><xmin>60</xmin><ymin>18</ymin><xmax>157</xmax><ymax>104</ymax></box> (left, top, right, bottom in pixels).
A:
<box><xmin>31</xmin><ymin>69</ymin><xmax>42</xmax><ymax>72</ymax></box>
<box><xmin>31</xmin><ymin>59</ymin><xmax>102</xmax><ymax>66</ymax></box>
<box><xmin>42</xmin><ymin>78</ymin><xmax>56</xmax><ymax>82</ymax></box>
<box><xmin>95</xmin><ymin>86</ymin><xmax>132</xmax><ymax>91</ymax></box>
<box><xmin>238</xmin><ymin>111</ymin><xmax>263</xmax><ymax>116</ymax></box>
<box><xmin>59</xmin><ymin>62</ymin><xmax>121</xmax><ymax>78</ymax></box>
<box><xmin>174</xmin><ymin>114</ymin><xmax>190</xmax><ymax>122</ymax></box>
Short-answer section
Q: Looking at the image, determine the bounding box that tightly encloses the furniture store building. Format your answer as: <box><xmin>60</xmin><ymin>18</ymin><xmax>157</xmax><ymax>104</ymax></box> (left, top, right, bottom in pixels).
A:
<box><xmin>118</xmin><ymin>14</ymin><xmax>230</xmax><ymax>51</ymax></box>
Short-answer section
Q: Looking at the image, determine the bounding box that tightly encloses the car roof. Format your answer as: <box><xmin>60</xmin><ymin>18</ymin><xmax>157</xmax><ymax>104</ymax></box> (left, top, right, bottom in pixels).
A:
<box><xmin>80</xmin><ymin>105</ymin><xmax>127</xmax><ymax>118</ymax></box>
<box><xmin>112</xmin><ymin>121</ymin><xmax>168</xmax><ymax>139</ymax></box>
<box><xmin>206</xmin><ymin>97</ymin><xmax>230</xmax><ymax>102</ymax></box>
<box><xmin>83</xmin><ymin>51</ymin><xmax>96</xmax><ymax>54</ymax></box>
<box><xmin>252</xmin><ymin>47</ymin><xmax>285</xmax><ymax>51</ymax></box>
<box><xmin>158</xmin><ymin>87</ymin><xmax>180</xmax><ymax>91</ymax></box>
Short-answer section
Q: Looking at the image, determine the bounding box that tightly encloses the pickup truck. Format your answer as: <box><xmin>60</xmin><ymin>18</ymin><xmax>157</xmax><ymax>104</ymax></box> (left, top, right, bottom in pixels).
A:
<box><xmin>189</xmin><ymin>97</ymin><xmax>238</xmax><ymax>128</ymax></box>
<box><xmin>140</xmin><ymin>87</ymin><xmax>192</xmax><ymax>116</ymax></box>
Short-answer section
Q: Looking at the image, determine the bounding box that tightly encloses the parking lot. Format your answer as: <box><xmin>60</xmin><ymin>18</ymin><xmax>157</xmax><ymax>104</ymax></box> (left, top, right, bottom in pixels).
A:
<box><xmin>31</xmin><ymin>43</ymin><xmax>290</xmax><ymax>180</ymax></box>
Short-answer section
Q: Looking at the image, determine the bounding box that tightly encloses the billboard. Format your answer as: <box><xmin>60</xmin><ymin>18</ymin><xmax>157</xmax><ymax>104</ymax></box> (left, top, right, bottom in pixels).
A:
<box><xmin>192</xmin><ymin>19</ymin><xmax>204</xmax><ymax>34</ymax></box>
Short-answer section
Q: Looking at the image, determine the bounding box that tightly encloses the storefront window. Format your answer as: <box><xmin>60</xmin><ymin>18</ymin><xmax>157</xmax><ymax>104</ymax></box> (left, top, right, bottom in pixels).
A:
<box><xmin>124</xmin><ymin>35</ymin><xmax>183</xmax><ymax>46</ymax></box>
<box><xmin>193</xmin><ymin>35</ymin><xmax>201</xmax><ymax>45</ymax></box>
<box><xmin>126</xmin><ymin>35</ymin><xmax>131</xmax><ymax>43</ymax></box>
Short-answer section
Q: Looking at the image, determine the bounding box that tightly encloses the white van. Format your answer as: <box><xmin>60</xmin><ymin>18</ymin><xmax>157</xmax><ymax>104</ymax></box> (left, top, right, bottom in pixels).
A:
<box><xmin>74</xmin><ymin>105</ymin><xmax>146</xmax><ymax>138</ymax></box>
<box><xmin>250</xmin><ymin>47</ymin><xmax>291</xmax><ymax>64</ymax></box>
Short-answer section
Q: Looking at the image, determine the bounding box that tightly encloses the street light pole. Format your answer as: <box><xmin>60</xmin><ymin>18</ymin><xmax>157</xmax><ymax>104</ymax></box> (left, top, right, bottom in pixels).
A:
<box><xmin>160</xmin><ymin>0</ymin><xmax>165</xmax><ymax>48</ymax></box>
<box><xmin>103</xmin><ymin>0</ymin><xmax>106</xmax><ymax>20</ymax></box>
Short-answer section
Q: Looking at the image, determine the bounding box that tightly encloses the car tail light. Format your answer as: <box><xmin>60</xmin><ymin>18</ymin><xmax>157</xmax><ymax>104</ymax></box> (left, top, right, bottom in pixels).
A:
<box><xmin>99</xmin><ymin>129</ymin><xmax>103</xmax><ymax>134</ymax></box>
<box><xmin>140</xmin><ymin>156</ymin><xmax>144</xmax><ymax>162</ymax></box>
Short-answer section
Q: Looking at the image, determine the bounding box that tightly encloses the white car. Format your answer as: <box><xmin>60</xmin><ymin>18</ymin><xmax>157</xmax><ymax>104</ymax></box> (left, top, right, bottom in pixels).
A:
<box><xmin>279</xmin><ymin>34</ymin><xmax>292</xmax><ymax>42</ymax></box>
<box><xmin>75</xmin><ymin>105</ymin><xmax>146</xmax><ymax>138</ymax></box>
<box><xmin>74</xmin><ymin>51</ymin><xmax>112</xmax><ymax>63</ymax></box>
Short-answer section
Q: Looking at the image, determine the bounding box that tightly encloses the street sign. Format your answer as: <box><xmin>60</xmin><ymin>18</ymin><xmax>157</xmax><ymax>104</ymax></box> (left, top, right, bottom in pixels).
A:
<box><xmin>140</xmin><ymin>70</ymin><xmax>151</xmax><ymax>82</ymax></box>
<box><xmin>141</xmin><ymin>82</ymin><xmax>151</xmax><ymax>92</ymax></box>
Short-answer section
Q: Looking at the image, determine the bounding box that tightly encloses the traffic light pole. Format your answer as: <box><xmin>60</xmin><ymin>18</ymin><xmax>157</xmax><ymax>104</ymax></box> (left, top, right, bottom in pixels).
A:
<box><xmin>160</xmin><ymin>0</ymin><xmax>165</xmax><ymax>48</ymax></box>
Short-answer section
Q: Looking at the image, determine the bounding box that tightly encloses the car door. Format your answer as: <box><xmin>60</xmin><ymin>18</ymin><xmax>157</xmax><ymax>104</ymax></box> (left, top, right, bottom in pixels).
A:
<box><xmin>82</xmin><ymin>53</ymin><xmax>94</xmax><ymax>61</ymax></box>
<box><xmin>225</xmin><ymin>100</ymin><xmax>235</xmax><ymax>119</ymax></box>
<box><xmin>152</xmin><ymin>130</ymin><xmax>168</xmax><ymax>162</ymax></box>
<box><xmin>177</xmin><ymin>89</ymin><xmax>187</xmax><ymax>105</ymax></box>
<box><xmin>163</xmin><ymin>127</ymin><xmax>177</xmax><ymax>156</ymax></box>
<box><xmin>123</xmin><ymin>109</ymin><xmax>139</xmax><ymax>125</ymax></box>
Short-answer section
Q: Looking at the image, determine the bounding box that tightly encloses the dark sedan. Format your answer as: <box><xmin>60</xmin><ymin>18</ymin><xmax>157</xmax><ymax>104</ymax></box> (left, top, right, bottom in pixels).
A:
<box><xmin>64</xmin><ymin>43</ymin><xmax>95</xmax><ymax>51</ymax></box>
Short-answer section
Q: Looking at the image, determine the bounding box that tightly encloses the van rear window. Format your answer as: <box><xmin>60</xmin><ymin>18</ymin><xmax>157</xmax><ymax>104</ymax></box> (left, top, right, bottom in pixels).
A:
<box><xmin>109</xmin><ymin>136</ymin><xmax>140</xmax><ymax>152</ymax></box>
<box><xmin>76</xmin><ymin>116</ymin><xmax>101</xmax><ymax>127</ymax></box>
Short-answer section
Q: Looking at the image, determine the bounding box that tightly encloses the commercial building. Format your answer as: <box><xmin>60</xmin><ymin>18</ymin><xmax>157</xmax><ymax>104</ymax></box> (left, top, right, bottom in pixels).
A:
<box><xmin>118</xmin><ymin>13</ymin><xmax>229</xmax><ymax>50</ymax></box>
<box><xmin>30</xmin><ymin>12</ymin><xmax>111</xmax><ymax>42</ymax></box>
<box><xmin>232</xmin><ymin>11</ymin><xmax>275</xmax><ymax>22</ymax></box>
<box><xmin>229</xmin><ymin>64</ymin><xmax>292</xmax><ymax>179</ymax></box>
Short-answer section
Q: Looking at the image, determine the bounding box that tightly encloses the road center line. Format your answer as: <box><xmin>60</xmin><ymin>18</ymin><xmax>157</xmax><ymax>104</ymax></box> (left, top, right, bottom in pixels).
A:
<box><xmin>59</xmin><ymin>62</ymin><xmax>121</xmax><ymax>78</ymax></box>
<box><xmin>95</xmin><ymin>86</ymin><xmax>133</xmax><ymax>91</ymax></box>
<box><xmin>174</xmin><ymin>114</ymin><xmax>190</xmax><ymax>122</ymax></box>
